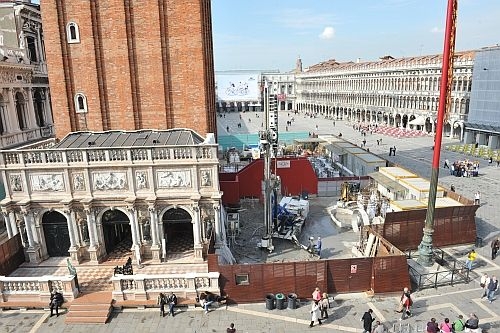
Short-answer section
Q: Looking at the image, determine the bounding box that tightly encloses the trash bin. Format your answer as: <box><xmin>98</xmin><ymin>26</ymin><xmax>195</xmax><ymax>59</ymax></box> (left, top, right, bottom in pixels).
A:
<box><xmin>287</xmin><ymin>293</ymin><xmax>297</xmax><ymax>309</ymax></box>
<box><xmin>275</xmin><ymin>293</ymin><xmax>286</xmax><ymax>310</ymax></box>
<box><xmin>265</xmin><ymin>293</ymin><xmax>275</xmax><ymax>310</ymax></box>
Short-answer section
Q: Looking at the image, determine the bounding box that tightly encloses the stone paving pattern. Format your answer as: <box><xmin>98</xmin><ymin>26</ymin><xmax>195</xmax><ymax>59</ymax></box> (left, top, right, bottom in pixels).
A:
<box><xmin>2</xmin><ymin>112</ymin><xmax>500</xmax><ymax>332</ymax></box>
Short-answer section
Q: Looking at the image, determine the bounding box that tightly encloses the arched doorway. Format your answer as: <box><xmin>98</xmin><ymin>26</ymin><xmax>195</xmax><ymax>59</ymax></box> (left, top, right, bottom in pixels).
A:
<box><xmin>101</xmin><ymin>209</ymin><xmax>131</xmax><ymax>255</ymax></box>
<box><xmin>42</xmin><ymin>211</ymin><xmax>70</xmax><ymax>257</ymax></box>
<box><xmin>162</xmin><ymin>208</ymin><xmax>193</xmax><ymax>254</ymax></box>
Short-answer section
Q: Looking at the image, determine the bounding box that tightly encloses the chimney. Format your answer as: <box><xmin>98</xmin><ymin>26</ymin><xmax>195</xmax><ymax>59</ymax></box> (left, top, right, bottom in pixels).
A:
<box><xmin>356</xmin><ymin>58</ymin><xmax>361</xmax><ymax>63</ymax></box>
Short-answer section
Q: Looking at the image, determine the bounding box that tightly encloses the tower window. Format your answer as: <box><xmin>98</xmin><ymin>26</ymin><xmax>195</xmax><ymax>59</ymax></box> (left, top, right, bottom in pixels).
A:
<box><xmin>74</xmin><ymin>93</ymin><xmax>88</xmax><ymax>113</ymax></box>
<box><xmin>67</xmin><ymin>22</ymin><xmax>80</xmax><ymax>44</ymax></box>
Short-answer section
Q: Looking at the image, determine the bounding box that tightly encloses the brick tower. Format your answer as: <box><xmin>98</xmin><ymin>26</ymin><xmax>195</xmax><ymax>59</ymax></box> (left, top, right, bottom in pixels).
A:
<box><xmin>40</xmin><ymin>0</ymin><xmax>216</xmax><ymax>138</ymax></box>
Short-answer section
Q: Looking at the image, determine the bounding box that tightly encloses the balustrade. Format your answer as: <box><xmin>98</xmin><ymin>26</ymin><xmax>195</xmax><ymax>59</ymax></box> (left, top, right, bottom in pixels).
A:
<box><xmin>0</xmin><ymin>145</ymin><xmax>218</xmax><ymax>167</ymax></box>
<box><xmin>111</xmin><ymin>272</ymin><xmax>219</xmax><ymax>301</ymax></box>
<box><xmin>0</xmin><ymin>275</ymin><xmax>79</xmax><ymax>302</ymax></box>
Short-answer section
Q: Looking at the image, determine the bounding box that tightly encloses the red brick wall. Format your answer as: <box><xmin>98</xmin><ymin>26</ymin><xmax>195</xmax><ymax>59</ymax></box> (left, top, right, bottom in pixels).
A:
<box><xmin>40</xmin><ymin>0</ymin><xmax>216</xmax><ymax>139</ymax></box>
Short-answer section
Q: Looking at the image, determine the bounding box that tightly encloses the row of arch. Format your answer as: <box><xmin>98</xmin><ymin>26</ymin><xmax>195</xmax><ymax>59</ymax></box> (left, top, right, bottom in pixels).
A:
<box><xmin>30</xmin><ymin>207</ymin><xmax>195</xmax><ymax>259</ymax></box>
<box><xmin>0</xmin><ymin>88</ymin><xmax>48</xmax><ymax>135</ymax></box>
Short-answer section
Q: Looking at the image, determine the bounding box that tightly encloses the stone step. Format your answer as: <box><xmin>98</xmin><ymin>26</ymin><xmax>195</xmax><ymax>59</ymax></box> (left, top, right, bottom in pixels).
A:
<box><xmin>68</xmin><ymin>303</ymin><xmax>112</xmax><ymax>311</ymax></box>
<box><xmin>66</xmin><ymin>308</ymin><xmax>112</xmax><ymax>318</ymax></box>
<box><xmin>65</xmin><ymin>315</ymin><xmax>110</xmax><ymax>324</ymax></box>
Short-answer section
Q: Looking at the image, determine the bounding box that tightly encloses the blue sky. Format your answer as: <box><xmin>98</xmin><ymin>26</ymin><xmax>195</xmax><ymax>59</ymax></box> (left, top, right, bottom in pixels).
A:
<box><xmin>212</xmin><ymin>0</ymin><xmax>500</xmax><ymax>72</ymax></box>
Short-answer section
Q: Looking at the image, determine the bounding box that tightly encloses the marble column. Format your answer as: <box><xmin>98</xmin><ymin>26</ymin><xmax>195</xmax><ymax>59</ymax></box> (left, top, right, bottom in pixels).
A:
<box><xmin>2</xmin><ymin>211</ymin><xmax>13</xmax><ymax>238</ymax></box>
<box><xmin>7</xmin><ymin>88</ymin><xmax>19</xmax><ymax>132</ymax></box>
<box><xmin>84</xmin><ymin>208</ymin><xmax>100</xmax><ymax>263</ymax></box>
<box><xmin>148</xmin><ymin>206</ymin><xmax>161</xmax><ymax>262</ymax></box>
<box><xmin>21</xmin><ymin>210</ymin><xmax>41</xmax><ymax>263</ymax></box>
<box><xmin>26</xmin><ymin>88</ymin><xmax>37</xmax><ymax>128</ymax></box>
<box><xmin>192</xmin><ymin>205</ymin><xmax>203</xmax><ymax>260</ymax></box>
<box><xmin>213</xmin><ymin>204</ymin><xmax>222</xmax><ymax>248</ymax></box>
<box><xmin>127</xmin><ymin>206</ymin><xmax>142</xmax><ymax>265</ymax></box>
<box><xmin>10</xmin><ymin>211</ymin><xmax>19</xmax><ymax>236</ymax></box>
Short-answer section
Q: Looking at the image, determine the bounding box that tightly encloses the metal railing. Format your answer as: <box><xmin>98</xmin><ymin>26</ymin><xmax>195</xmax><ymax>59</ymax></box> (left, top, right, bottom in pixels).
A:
<box><xmin>406</xmin><ymin>248</ymin><xmax>471</xmax><ymax>290</ymax></box>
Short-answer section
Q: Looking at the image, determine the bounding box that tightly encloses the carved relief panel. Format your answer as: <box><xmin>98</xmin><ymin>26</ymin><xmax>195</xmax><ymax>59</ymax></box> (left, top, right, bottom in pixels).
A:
<box><xmin>156</xmin><ymin>170</ymin><xmax>191</xmax><ymax>188</ymax></box>
<box><xmin>200</xmin><ymin>169</ymin><xmax>212</xmax><ymax>187</ymax></box>
<box><xmin>92</xmin><ymin>172</ymin><xmax>128</xmax><ymax>191</ymax></box>
<box><xmin>30</xmin><ymin>173</ymin><xmax>65</xmax><ymax>192</ymax></box>
<box><xmin>9</xmin><ymin>174</ymin><xmax>23</xmax><ymax>192</ymax></box>
<box><xmin>72</xmin><ymin>173</ymin><xmax>86</xmax><ymax>191</ymax></box>
<box><xmin>135</xmin><ymin>171</ymin><xmax>148</xmax><ymax>189</ymax></box>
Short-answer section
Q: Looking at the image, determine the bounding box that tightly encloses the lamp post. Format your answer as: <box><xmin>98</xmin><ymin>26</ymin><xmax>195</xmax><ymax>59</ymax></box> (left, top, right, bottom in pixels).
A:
<box><xmin>418</xmin><ymin>0</ymin><xmax>457</xmax><ymax>266</ymax></box>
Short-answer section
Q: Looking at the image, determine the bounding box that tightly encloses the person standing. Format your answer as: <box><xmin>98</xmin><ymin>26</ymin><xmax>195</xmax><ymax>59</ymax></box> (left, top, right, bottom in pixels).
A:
<box><xmin>392</xmin><ymin>146</ymin><xmax>397</xmax><ymax>156</ymax></box>
<box><xmin>168</xmin><ymin>292</ymin><xmax>177</xmax><ymax>317</ymax></box>
<box><xmin>399</xmin><ymin>287</ymin><xmax>412</xmax><ymax>321</ymax></box>
<box><xmin>309</xmin><ymin>300</ymin><xmax>322</xmax><ymax>327</ymax></box>
<box><xmin>480</xmin><ymin>273</ymin><xmax>490</xmax><ymax>299</ymax></box>
<box><xmin>465</xmin><ymin>249</ymin><xmax>477</xmax><ymax>271</ymax></box>
<box><xmin>319</xmin><ymin>293</ymin><xmax>329</xmax><ymax>319</ymax></box>
<box><xmin>474</xmin><ymin>191</ymin><xmax>481</xmax><ymax>205</ymax></box>
<box><xmin>487</xmin><ymin>276</ymin><xmax>498</xmax><ymax>303</ymax></box>
<box><xmin>157</xmin><ymin>292</ymin><xmax>166</xmax><ymax>317</ymax></box>
<box><xmin>389</xmin><ymin>147</ymin><xmax>393</xmax><ymax>156</ymax></box>
<box><xmin>444</xmin><ymin>159</ymin><xmax>450</xmax><ymax>169</ymax></box>
<box><xmin>361</xmin><ymin>309</ymin><xmax>375</xmax><ymax>333</ymax></box>
<box><xmin>491</xmin><ymin>237</ymin><xmax>500</xmax><ymax>260</ymax></box>
<box><xmin>316</xmin><ymin>237</ymin><xmax>322</xmax><ymax>257</ymax></box>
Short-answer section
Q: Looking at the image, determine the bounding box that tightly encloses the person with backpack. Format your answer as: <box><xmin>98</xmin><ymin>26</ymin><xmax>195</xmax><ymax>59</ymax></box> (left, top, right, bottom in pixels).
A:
<box><xmin>452</xmin><ymin>315</ymin><xmax>465</xmax><ymax>332</ymax></box>
<box><xmin>168</xmin><ymin>292</ymin><xmax>177</xmax><ymax>317</ymax></box>
<box><xmin>49</xmin><ymin>290</ymin><xmax>64</xmax><ymax>317</ymax></box>
<box><xmin>157</xmin><ymin>292</ymin><xmax>167</xmax><ymax>317</ymax></box>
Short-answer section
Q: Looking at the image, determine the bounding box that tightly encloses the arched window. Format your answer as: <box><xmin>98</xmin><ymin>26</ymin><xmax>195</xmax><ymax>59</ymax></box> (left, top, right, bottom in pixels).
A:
<box><xmin>66</xmin><ymin>22</ymin><xmax>80</xmax><ymax>44</ymax></box>
<box><xmin>34</xmin><ymin>90</ymin><xmax>46</xmax><ymax>127</ymax></box>
<box><xmin>74</xmin><ymin>93</ymin><xmax>88</xmax><ymax>113</ymax></box>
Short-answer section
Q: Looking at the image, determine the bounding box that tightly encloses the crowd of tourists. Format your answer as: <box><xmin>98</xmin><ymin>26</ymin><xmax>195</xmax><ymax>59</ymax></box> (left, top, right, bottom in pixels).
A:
<box><xmin>444</xmin><ymin>158</ymin><xmax>480</xmax><ymax>177</ymax></box>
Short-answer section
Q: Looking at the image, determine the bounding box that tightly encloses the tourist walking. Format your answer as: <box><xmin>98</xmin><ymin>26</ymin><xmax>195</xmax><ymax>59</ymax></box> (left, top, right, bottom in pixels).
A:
<box><xmin>444</xmin><ymin>159</ymin><xmax>450</xmax><ymax>168</ymax></box>
<box><xmin>309</xmin><ymin>300</ymin><xmax>322</xmax><ymax>327</ymax></box>
<box><xmin>316</xmin><ymin>237</ymin><xmax>322</xmax><ymax>258</ymax></box>
<box><xmin>398</xmin><ymin>287</ymin><xmax>412</xmax><ymax>320</ymax></box>
<box><xmin>491</xmin><ymin>237</ymin><xmax>500</xmax><ymax>260</ymax></box>
<box><xmin>486</xmin><ymin>276</ymin><xmax>498</xmax><ymax>303</ymax></box>
<box><xmin>426</xmin><ymin>318</ymin><xmax>438</xmax><ymax>333</ymax></box>
<box><xmin>312</xmin><ymin>287</ymin><xmax>322</xmax><ymax>301</ymax></box>
<box><xmin>361</xmin><ymin>309</ymin><xmax>375</xmax><ymax>333</ymax></box>
<box><xmin>392</xmin><ymin>146</ymin><xmax>397</xmax><ymax>156</ymax></box>
<box><xmin>157</xmin><ymin>292</ymin><xmax>166</xmax><ymax>317</ymax></box>
<box><xmin>452</xmin><ymin>315</ymin><xmax>465</xmax><ymax>332</ymax></box>
<box><xmin>319</xmin><ymin>293</ymin><xmax>329</xmax><ymax>319</ymax></box>
<box><xmin>168</xmin><ymin>292</ymin><xmax>177</xmax><ymax>317</ymax></box>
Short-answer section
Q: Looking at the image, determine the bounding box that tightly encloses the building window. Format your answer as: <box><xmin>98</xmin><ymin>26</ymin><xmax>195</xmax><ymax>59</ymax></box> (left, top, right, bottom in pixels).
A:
<box><xmin>34</xmin><ymin>90</ymin><xmax>46</xmax><ymax>127</ymax></box>
<box><xmin>67</xmin><ymin>22</ymin><xmax>80</xmax><ymax>44</ymax></box>
<box><xmin>26</xmin><ymin>36</ymin><xmax>38</xmax><ymax>63</ymax></box>
<box><xmin>235</xmin><ymin>274</ymin><xmax>249</xmax><ymax>285</ymax></box>
<box><xmin>74</xmin><ymin>93</ymin><xmax>88</xmax><ymax>113</ymax></box>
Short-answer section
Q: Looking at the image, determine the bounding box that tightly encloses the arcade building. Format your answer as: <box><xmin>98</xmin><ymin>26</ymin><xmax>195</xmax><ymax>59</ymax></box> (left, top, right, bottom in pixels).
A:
<box><xmin>0</xmin><ymin>129</ymin><xmax>223</xmax><ymax>265</ymax></box>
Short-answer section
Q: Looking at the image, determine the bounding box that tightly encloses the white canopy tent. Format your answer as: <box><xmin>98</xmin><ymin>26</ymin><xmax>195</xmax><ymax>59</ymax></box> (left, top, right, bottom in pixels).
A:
<box><xmin>409</xmin><ymin>116</ymin><xmax>426</xmax><ymax>126</ymax></box>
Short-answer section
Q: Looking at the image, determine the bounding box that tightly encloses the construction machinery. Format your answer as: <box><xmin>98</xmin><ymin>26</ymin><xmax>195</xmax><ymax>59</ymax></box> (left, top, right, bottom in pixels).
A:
<box><xmin>341</xmin><ymin>181</ymin><xmax>361</xmax><ymax>202</ymax></box>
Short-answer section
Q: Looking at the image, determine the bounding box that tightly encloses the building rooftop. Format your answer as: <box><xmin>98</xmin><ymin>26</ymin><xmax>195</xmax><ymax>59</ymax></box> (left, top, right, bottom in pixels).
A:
<box><xmin>52</xmin><ymin>129</ymin><xmax>207</xmax><ymax>149</ymax></box>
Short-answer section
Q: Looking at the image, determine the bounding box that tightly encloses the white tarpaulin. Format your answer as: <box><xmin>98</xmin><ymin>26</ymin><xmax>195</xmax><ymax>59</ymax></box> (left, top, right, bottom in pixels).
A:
<box><xmin>409</xmin><ymin>116</ymin><xmax>426</xmax><ymax>126</ymax></box>
<box><xmin>216</xmin><ymin>74</ymin><xmax>260</xmax><ymax>102</ymax></box>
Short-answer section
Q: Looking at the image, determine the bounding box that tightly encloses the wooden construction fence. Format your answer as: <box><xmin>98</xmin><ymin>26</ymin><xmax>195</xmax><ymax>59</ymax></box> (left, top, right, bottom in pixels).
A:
<box><xmin>0</xmin><ymin>234</ymin><xmax>25</xmax><ymax>276</ymax></box>
<box><xmin>375</xmin><ymin>205</ymin><xmax>478</xmax><ymax>251</ymax></box>
<box><xmin>208</xmin><ymin>229</ymin><xmax>410</xmax><ymax>302</ymax></box>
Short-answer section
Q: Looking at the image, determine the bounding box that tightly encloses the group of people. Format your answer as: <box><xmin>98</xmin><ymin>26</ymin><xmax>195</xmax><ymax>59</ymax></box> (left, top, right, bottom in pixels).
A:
<box><xmin>479</xmin><ymin>273</ymin><xmax>499</xmax><ymax>303</ymax></box>
<box><xmin>157</xmin><ymin>292</ymin><xmax>178</xmax><ymax>317</ymax></box>
<box><xmin>425</xmin><ymin>314</ymin><xmax>480</xmax><ymax>332</ymax></box>
<box><xmin>309</xmin><ymin>287</ymin><xmax>331</xmax><ymax>327</ymax></box>
<box><xmin>445</xmin><ymin>159</ymin><xmax>480</xmax><ymax>178</ymax></box>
